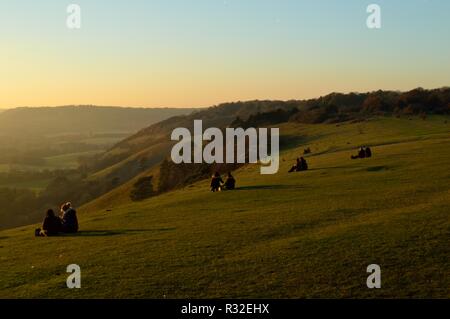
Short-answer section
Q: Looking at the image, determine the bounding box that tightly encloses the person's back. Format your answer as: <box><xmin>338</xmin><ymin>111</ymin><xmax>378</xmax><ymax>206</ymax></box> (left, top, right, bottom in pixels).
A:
<box><xmin>358</xmin><ymin>147</ymin><xmax>366</xmax><ymax>159</ymax></box>
<box><xmin>61</xmin><ymin>203</ymin><xmax>78</xmax><ymax>233</ymax></box>
<box><xmin>296</xmin><ymin>158</ymin><xmax>301</xmax><ymax>170</ymax></box>
<box><xmin>224</xmin><ymin>173</ymin><xmax>236</xmax><ymax>190</ymax></box>
<box><xmin>41</xmin><ymin>209</ymin><xmax>61</xmax><ymax>236</ymax></box>
<box><xmin>210</xmin><ymin>173</ymin><xmax>223</xmax><ymax>192</ymax></box>
<box><xmin>301</xmin><ymin>157</ymin><xmax>308</xmax><ymax>171</ymax></box>
<box><xmin>365</xmin><ymin>147</ymin><xmax>372</xmax><ymax>158</ymax></box>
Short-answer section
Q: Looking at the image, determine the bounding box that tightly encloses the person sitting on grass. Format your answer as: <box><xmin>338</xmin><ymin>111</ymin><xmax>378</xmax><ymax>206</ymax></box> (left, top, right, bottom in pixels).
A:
<box><xmin>35</xmin><ymin>209</ymin><xmax>62</xmax><ymax>237</ymax></box>
<box><xmin>351</xmin><ymin>146</ymin><xmax>372</xmax><ymax>159</ymax></box>
<box><xmin>300</xmin><ymin>157</ymin><xmax>308</xmax><ymax>171</ymax></box>
<box><xmin>210</xmin><ymin>172</ymin><xmax>224</xmax><ymax>192</ymax></box>
<box><xmin>358</xmin><ymin>147</ymin><xmax>366</xmax><ymax>159</ymax></box>
<box><xmin>288</xmin><ymin>158</ymin><xmax>300</xmax><ymax>173</ymax></box>
<box><xmin>288</xmin><ymin>157</ymin><xmax>308</xmax><ymax>173</ymax></box>
<box><xmin>223</xmin><ymin>172</ymin><xmax>236</xmax><ymax>190</ymax></box>
<box><xmin>60</xmin><ymin>202</ymin><xmax>79</xmax><ymax>233</ymax></box>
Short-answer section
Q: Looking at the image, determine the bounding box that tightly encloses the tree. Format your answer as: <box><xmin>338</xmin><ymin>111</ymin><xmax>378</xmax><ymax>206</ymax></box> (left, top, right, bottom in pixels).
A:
<box><xmin>130</xmin><ymin>176</ymin><xmax>154</xmax><ymax>201</ymax></box>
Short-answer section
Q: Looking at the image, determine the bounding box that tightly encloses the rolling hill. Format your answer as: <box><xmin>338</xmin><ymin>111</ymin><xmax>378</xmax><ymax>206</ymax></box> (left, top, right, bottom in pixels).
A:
<box><xmin>0</xmin><ymin>105</ymin><xmax>196</xmax><ymax>172</ymax></box>
<box><xmin>0</xmin><ymin>105</ymin><xmax>197</xmax><ymax>137</ymax></box>
<box><xmin>0</xmin><ymin>116</ymin><xmax>449</xmax><ymax>298</ymax></box>
<box><xmin>81</xmin><ymin>88</ymin><xmax>450</xmax><ymax>211</ymax></box>
<box><xmin>1</xmin><ymin>88</ymin><xmax>448</xmax><ymax>231</ymax></box>
<box><xmin>0</xmin><ymin>106</ymin><xmax>197</xmax><ymax>230</ymax></box>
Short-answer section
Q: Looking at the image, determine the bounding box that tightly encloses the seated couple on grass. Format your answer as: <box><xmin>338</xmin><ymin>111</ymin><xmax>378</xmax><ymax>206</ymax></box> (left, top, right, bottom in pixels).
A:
<box><xmin>288</xmin><ymin>157</ymin><xmax>308</xmax><ymax>173</ymax></box>
<box><xmin>351</xmin><ymin>146</ymin><xmax>372</xmax><ymax>159</ymax></box>
<box><xmin>211</xmin><ymin>172</ymin><xmax>236</xmax><ymax>192</ymax></box>
<box><xmin>35</xmin><ymin>202</ymin><xmax>79</xmax><ymax>237</ymax></box>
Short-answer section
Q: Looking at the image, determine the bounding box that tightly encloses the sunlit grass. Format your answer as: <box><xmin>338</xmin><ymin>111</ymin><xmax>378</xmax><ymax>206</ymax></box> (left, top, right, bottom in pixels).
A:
<box><xmin>0</xmin><ymin>116</ymin><xmax>449</xmax><ymax>298</ymax></box>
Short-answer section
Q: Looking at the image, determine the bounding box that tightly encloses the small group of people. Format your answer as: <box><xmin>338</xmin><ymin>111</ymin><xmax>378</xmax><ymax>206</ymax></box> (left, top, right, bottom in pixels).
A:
<box><xmin>211</xmin><ymin>172</ymin><xmax>236</xmax><ymax>192</ymax></box>
<box><xmin>288</xmin><ymin>157</ymin><xmax>309</xmax><ymax>173</ymax></box>
<box><xmin>351</xmin><ymin>146</ymin><xmax>372</xmax><ymax>160</ymax></box>
<box><xmin>35</xmin><ymin>202</ymin><xmax>79</xmax><ymax>237</ymax></box>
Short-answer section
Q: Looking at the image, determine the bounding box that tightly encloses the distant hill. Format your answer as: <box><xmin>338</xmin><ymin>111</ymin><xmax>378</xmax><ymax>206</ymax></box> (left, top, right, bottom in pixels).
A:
<box><xmin>0</xmin><ymin>105</ymin><xmax>197</xmax><ymax>173</ymax></box>
<box><xmin>84</xmin><ymin>101</ymin><xmax>299</xmax><ymax>186</ymax></box>
<box><xmin>86</xmin><ymin>87</ymin><xmax>450</xmax><ymax>192</ymax></box>
<box><xmin>0</xmin><ymin>105</ymin><xmax>197</xmax><ymax>137</ymax></box>
<box><xmin>1</xmin><ymin>88</ymin><xmax>448</xmax><ymax>230</ymax></box>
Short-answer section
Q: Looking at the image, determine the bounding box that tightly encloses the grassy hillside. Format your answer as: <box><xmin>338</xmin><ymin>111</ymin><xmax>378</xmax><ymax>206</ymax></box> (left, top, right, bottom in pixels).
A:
<box><xmin>0</xmin><ymin>116</ymin><xmax>449</xmax><ymax>298</ymax></box>
<box><xmin>85</xmin><ymin>88</ymin><xmax>450</xmax><ymax>199</ymax></box>
<box><xmin>86</xmin><ymin>101</ymin><xmax>299</xmax><ymax>184</ymax></box>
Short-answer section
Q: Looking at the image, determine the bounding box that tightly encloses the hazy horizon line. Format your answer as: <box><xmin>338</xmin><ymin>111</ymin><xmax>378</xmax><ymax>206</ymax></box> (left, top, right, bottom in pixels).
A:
<box><xmin>2</xmin><ymin>85</ymin><xmax>449</xmax><ymax>111</ymax></box>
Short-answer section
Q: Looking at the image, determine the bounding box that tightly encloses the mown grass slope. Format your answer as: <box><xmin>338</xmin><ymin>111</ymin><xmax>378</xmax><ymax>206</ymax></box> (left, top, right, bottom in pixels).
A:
<box><xmin>0</xmin><ymin>116</ymin><xmax>449</xmax><ymax>298</ymax></box>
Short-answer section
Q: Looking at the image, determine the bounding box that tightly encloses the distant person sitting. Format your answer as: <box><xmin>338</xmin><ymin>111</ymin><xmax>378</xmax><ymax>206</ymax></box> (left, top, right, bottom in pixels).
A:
<box><xmin>351</xmin><ymin>146</ymin><xmax>372</xmax><ymax>159</ymax></box>
<box><xmin>35</xmin><ymin>209</ymin><xmax>62</xmax><ymax>237</ymax></box>
<box><xmin>60</xmin><ymin>202</ymin><xmax>79</xmax><ymax>233</ymax></box>
<box><xmin>288</xmin><ymin>158</ymin><xmax>299</xmax><ymax>173</ymax></box>
<box><xmin>288</xmin><ymin>157</ymin><xmax>308</xmax><ymax>172</ymax></box>
<box><xmin>299</xmin><ymin>157</ymin><xmax>308</xmax><ymax>171</ymax></box>
<box><xmin>223</xmin><ymin>172</ymin><xmax>236</xmax><ymax>190</ymax></box>
<box><xmin>358</xmin><ymin>147</ymin><xmax>366</xmax><ymax>159</ymax></box>
<box><xmin>210</xmin><ymin>172</ymin><xmax>224</xmax><ymax>192</ymax></box>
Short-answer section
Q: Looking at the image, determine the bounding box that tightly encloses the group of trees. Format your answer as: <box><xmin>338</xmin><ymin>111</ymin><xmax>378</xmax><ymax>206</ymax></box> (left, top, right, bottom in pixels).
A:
<box><xmin>234</xmin><ymin>88</ymin><xmax>450</xmax><ymax>127</ymax></box>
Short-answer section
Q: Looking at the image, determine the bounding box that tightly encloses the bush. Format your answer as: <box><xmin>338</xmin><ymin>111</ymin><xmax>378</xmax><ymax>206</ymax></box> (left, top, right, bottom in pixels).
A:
<box><xmin>130</xmin><ymin>176</ymin><xmax>154</xmax><ymax>201</ymax></box>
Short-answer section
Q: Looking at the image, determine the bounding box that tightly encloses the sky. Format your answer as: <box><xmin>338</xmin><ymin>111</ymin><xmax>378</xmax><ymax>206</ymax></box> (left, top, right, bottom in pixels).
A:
<box><xmin>1</xmin><ymin>0</ymin><xmax>449</xmax><ymax>108</ymax></box>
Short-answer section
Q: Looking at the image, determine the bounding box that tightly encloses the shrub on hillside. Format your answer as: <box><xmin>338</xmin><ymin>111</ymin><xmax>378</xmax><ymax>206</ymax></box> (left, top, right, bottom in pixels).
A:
<box><xmin>130</xmin><ymin>176</ymin><xmax>155</xmax><ymax>201</ymax></box>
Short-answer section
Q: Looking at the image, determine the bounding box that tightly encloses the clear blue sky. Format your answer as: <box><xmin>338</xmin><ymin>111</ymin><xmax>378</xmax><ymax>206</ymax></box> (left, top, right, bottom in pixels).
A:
<box><xmin>1</xmin><ymin>0</ymin><xmax>449</xmax><ymax>107</ymax></box>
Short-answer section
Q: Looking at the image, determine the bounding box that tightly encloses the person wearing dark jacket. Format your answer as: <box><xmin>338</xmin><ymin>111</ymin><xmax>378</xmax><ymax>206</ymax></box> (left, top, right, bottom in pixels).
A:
<box><xmin>35</xmin><ymin>209</ymin><xmax>62</xmax><ymax>237</ymax></box>
<box><xmin>299</xmin><ymin>157</ymin><xmax>308</xmax><ymax>171</ymax></box>
<box><xmin>210</xmin><ymin>172</ymin><xmax>224</xmax><ymax>192</ymax></box>
<box><xmin>365</xmin><ymin>146</ymin><xmax>372</xmax><ymax>158</ymax></box>
<box><xmin>223</xmin><ymin>172</ymin><xmax>236</xmax><ymax>190</ymax></box>
<box><xmin>43</xmin><ymin>209</ymin><xmax>62</xmax><ymax>236</ymax></box>
<box><xmin>61</xmin><ymin>202</ymin><xmax>79</xmax><ymax>233</ymax></box>
<box><xmin>358</xmin><ymin>147</ymin><xmax>366</xmax><ymax>159</ymax></box>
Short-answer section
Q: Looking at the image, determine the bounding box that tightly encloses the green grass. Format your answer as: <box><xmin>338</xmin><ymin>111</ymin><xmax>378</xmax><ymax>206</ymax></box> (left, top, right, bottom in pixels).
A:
<box><xmin>0</xmin><ymin>116</ymin><xmax>449</xmax><ymax>298</ymax></box>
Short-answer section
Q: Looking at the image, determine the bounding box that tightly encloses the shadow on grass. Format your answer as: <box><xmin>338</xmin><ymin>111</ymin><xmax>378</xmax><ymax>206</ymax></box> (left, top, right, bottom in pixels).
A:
<box><xmin>307</xmin><ymin>164</ymin><xmax>367</xmax><ymax>171</ymax></box>
<box><xmin>60</xmin><ymin>228</ymin><xmax>175</xmax><ymax>237</ymax></box>
<box><xmin>236</xmin><ymin>185</ymin><xmax>305</xmax><ymax>191</ymax></box>
<box><xmin>308</xmin><ymin>166</ymin><xmax>347</xmax><ymax>171</ymax></box>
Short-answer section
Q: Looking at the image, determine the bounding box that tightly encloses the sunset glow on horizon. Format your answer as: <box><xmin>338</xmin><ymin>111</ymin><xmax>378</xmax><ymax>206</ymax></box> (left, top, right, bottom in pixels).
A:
<box><xmin>1</xmin><ymin>0</ymin><xmax>449</xmax><ymax>108</ymax></box>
